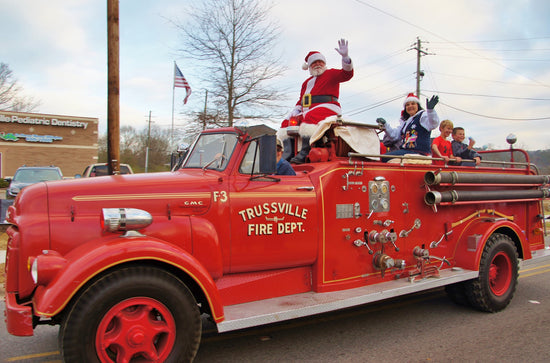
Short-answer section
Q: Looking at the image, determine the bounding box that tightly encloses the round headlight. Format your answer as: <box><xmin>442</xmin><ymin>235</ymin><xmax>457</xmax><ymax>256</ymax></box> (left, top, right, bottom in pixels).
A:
<box><xmin>28</xmin><ymin>251</ymin><xmax>67</xmax><ymax>286</ymax></box>
<box><xmin>30</xmin><ymin>257</ymin><xmax>38</xmax><ymax>284</ymax></box>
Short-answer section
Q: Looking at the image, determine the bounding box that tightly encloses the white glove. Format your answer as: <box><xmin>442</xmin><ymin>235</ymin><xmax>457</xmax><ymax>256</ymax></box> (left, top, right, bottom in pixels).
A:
<box><xmin>335</xmin><ymin>38</ymin><xmax>349</xmax><ymax>58</ymax></box>
<box><xmin>289</xmin><ymin>105</ymin><xmax>302</xmax><ymax>118</ymax></box>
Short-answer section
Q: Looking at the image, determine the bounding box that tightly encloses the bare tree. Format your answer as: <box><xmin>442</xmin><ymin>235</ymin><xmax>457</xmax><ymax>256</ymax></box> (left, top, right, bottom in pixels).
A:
<box><xmin>137</xmin><ymin>125</ymin><xmax>172</xmax><ymax>172</ymax></box>
<box><xmin>167</xmin><ymin>110</ymin><xmax>223</xmax><ymax>155</ymax></box>
<box><xmin>175</xmin><ymin>0</ymin><xmax>286</xmax><ymax>126</ymax></box>
<box><xmin>98</xmin><ymin>125</ymin><xmax>173</xmax><ymax>173</ymax></box>
<box><xmin>0</xmin><ymin>63</ymin><xmax>40</xmax><ymax>112</ymax></box>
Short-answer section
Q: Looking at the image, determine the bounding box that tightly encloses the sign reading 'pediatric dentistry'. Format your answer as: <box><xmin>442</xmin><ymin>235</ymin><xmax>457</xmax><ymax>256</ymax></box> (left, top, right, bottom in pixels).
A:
<box><xmin>0</xmin><ymin>110</ymin><xmax>98</xmax><ymax>178</ymax></box>
<box><xmin>0</xmin><ymin>114</ymin><xmax>90</xmax><ymax>129</ymax></box>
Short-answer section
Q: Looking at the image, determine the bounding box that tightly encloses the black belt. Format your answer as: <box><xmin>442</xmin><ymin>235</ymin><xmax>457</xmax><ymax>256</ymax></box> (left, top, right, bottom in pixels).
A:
<box><xmin>302</xmin><ymin>94</ymin><xmax>338</xmax><ymax>107</ymax></box>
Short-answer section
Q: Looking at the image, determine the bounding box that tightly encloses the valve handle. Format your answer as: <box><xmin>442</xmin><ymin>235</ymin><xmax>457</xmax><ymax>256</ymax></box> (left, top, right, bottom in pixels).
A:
<box><xmin>354</xmin><ymin>239</ymin><xmax>374</xmax><ymax>254</ymax></box>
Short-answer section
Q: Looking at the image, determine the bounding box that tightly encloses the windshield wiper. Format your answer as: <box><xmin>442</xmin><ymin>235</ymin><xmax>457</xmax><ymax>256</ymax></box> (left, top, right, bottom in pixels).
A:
<box><xmin>202</xmin><ymin>153</ymin><xmax>227</xmax><ymax>171</ymax></box>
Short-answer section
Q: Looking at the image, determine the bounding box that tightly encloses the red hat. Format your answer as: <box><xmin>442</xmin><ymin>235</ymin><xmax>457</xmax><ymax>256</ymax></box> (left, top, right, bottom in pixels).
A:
<box><xmin>302</xmin><ymin>51</ymin><xmax>326</xmax><ymax>70</ymax></box>
<box><xmin>403</xmin><ymin>93</ymin><xmax>420</xmax><ymax>106</ymax></box>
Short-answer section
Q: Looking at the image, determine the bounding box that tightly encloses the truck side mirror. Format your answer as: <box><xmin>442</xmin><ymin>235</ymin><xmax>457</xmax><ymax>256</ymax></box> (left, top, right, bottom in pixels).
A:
<box><xmin>258</xmin><ymin>134</ymin><xmax>277</xmax><ymax>174</ymax></box>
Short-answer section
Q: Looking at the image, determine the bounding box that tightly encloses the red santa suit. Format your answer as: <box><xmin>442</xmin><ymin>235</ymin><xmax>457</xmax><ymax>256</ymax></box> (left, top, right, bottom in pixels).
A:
<box><xmin>298</xmin><ymin>67</ymin><xmax>353</xmax><ymax>125</ymax></box>
<box><xmin>279</xmin><ymin>41</ymin><xmax>353</xmax><ymax>164</ymax></box>
<box><xmin>281</xmin><ymin>51</ymin><xmax>353</xmax><ymax>138</ymax></box>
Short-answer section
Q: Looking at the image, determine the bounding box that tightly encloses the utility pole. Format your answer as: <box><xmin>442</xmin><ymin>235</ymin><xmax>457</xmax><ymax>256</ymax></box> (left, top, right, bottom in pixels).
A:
<box><xmin>145</xmin><ymin>111</ymin><xmax>152</xmax><ymax>173</ymax></box>
<box><xmin>107</xmin><ymin>0</ymin><xmax>120</xmax><ymax>175</ymax></box>
<box><xmin>203</xmin><ymin>90</ymin><xmax>208</xmax><ymax>130</ymax></box>
<box><xmin>409</xmin><ymin>37</ymin><xmax>431</xmax><ymax>97</ymax></box>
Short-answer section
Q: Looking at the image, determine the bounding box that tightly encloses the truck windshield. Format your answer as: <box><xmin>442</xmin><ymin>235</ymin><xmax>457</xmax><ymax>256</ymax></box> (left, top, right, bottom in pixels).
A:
<box><xmin>183</xmin><ymin>133</ymin><xmax>239</xmax><ymax>170</ymax></box>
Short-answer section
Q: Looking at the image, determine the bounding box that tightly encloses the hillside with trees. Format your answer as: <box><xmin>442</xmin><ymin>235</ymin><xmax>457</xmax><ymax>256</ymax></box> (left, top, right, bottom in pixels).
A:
<box><xmin>528</xmin><ymin>149</ymin><xmax>550</xmax><ymax>174</ymax></box>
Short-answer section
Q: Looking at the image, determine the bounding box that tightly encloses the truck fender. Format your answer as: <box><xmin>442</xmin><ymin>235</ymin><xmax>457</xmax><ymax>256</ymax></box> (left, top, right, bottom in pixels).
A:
<box><xmin>32</xmin><ymin>235</ymin><xmax>225</xmax><ymax>323</ymax></box>
<box><xmin>452</xmin><ymin>219</ymin><xmax>527</xmax><ymax>271</ymax></box>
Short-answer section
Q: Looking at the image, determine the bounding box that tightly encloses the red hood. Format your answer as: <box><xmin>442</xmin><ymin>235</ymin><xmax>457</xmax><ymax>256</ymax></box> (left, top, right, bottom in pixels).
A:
<box><xmin>47</xmin><ymin>168</ymin><xmax>221</xmax><ymax>217</ymax></box>
<box><xmin>12</xmin><ymin>169</ymin><xmax>223</xmax><ymax>254</ymax></box>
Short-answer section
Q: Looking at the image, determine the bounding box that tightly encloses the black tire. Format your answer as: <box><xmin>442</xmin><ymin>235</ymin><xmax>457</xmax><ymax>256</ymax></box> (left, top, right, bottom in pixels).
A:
<box><xmin>59</xmin><ymin>266</ymin><xmax>201</xmax><ymax>363</ymax></box>
<box><xmin>464</xmin><ymin>233</ymin><xmax>518</xmax><ymax>312</ymax></box>
<box><xmin>444</xmin><ymin>282</ymin><xmax>470</xmax><ymax>307</ymax></box>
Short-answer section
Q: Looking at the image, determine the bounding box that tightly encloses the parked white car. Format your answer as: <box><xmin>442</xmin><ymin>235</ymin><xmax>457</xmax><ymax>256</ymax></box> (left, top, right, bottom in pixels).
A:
<box><xmin>79</xmin><ymin>163</ymin><xmax>134</xmax><ymax>177</ymax></box>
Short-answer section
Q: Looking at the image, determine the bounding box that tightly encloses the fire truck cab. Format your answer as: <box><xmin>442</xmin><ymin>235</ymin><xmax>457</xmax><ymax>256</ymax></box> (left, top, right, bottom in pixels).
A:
<box><xmin>4</xmin><ymin>122</ymin><xmax>550</xmax><ymax>362</ymax></box>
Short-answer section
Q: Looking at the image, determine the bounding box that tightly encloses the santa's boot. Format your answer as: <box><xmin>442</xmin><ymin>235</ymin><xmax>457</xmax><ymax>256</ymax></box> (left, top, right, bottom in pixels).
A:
<box><xmin>290</xmin><ymin>137</ymin><xmax>310</xmax><ymax>164</ymax></box>
<box><xmin>282</xmin><ymin>138</ymin><xmax>294</xmax><ymax>161</ymax></box>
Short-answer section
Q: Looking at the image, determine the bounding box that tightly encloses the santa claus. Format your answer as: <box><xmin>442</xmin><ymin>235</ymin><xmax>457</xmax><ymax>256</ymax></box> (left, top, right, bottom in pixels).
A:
<box><xmin>279</xmin><ymin>38</ymin><xmax>354</xmax><ymax>164</ymax></box>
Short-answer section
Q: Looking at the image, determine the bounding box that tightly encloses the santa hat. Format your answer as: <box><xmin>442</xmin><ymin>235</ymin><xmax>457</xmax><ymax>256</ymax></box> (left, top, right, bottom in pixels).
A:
<box><xmin>403</xmin><ymin>93</ymin><xmax>420</xmax><ymax>106</ymax></box>
<box><xmin>302</xmin><ymin>51</ymin><xmax>326</xmax><ymax>70</ymax></box>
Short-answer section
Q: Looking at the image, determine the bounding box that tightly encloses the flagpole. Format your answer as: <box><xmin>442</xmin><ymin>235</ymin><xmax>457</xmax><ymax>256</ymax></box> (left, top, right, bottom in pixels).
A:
<box><xmin>171</xmin><ymin>61</ymin><xmax>175</xmax><ymax>148</ymax></box>
<box><xmin>172</xmin><ymin>62</ymin><xmax>191</xmax><ymax>148</ymax></box>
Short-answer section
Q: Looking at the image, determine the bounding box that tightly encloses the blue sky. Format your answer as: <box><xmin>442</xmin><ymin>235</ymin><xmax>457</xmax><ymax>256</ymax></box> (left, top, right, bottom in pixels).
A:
<box><xmin>1</xmin><ymin>0</ymin><xmax>549</xmax><ymax>150</ymax></box>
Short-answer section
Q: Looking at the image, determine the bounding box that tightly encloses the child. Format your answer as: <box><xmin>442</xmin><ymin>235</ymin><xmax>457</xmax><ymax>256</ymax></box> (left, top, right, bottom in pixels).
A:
<box><xmin>451</xmin><ymin>127</ymin><xmax>481</xmax><ymax>166</ymax></box>
<box><xmin>432</xmin><ymin>120</ymin><xmax>461</xmax><ymax>165</ymax></box>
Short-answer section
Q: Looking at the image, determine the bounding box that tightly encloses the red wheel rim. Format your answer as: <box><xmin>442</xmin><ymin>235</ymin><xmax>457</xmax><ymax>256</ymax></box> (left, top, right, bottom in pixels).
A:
<box><xmin>96</xmin><ymin>297</ymin><xmax>176</xmax><ymax>362</ymax></box>
<box><xmin>488</xmin><ymin>251</ymin><xmax>512</xmax><ymax>296</ymax></box>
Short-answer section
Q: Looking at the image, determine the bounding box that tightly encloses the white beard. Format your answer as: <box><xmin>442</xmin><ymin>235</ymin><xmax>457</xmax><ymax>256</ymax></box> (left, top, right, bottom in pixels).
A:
<box><xmin>309</xmin><ymin>65</ymin><xmax>326</xmax><ymax>77</ymax></box>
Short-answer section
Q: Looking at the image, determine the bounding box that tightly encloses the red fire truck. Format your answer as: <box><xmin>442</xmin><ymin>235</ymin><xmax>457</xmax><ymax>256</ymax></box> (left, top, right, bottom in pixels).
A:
<box><xmin>4</xmin><ymin>123</ymin><xmax>550</xmax><ymax>362</ymax></box>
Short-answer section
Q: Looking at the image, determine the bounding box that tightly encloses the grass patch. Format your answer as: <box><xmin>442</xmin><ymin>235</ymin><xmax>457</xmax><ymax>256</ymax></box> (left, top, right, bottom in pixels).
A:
<box><xmin>0</xmin><ymin>230</ymin><xmax>7</xmax><ymax>250</ymax></box>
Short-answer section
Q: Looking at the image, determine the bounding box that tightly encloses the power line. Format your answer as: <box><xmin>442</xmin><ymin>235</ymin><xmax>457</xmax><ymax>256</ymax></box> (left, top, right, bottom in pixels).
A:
<box><xmin>435</xmin><ymin>54</ymin><xmax>550</xmax><ymax>62</ymax></box>
<box><xmin>430</xmin><ymin>36</ymin><xmax>550</xmax><ymax>44</ymax></box>
<box><xmin>347</xmin><ymin>94</ymin><xmax>405</xmax><ymax>116</ymax></box>
<box><xmin>352</xmin><ymin>0</ymin><xmax>550</xmax><ymax>89</ymax></box>
<box><xmin>431</xmin><ymin>46</ymin><xmax>550</xmax><ymax>52</ymax></box>
<box><xmin>351</xmin><ymin>59</ymin><xmax>415</xmax><ymax>83</ymax></box>
<box><xmin>424</xmin><ymin>90</ymin><xmax>550</xmax><ymax>101</ymax></box>
<box><xmin>428</xmin><ymin>70</ymin><xmax>547</xmax><ymax>87</ymax></box>
<box><xmin>361</xmin><ymin>47</ymin><xmax>410</xmax><ymax>66</ymax></box>
<box><xmin>421</xmin><ymin>61</ymin><xmax>440</xmax><ymax>99</ymax></box>
<box><xmin>439</xmin><ymin>101</ymin><xmax>550</xmax><ymax>121</ymax></box>
<box><xmin>353</xmin><ymin>0</ymin><xmax>435</xmax><ymax>38</ymax></box>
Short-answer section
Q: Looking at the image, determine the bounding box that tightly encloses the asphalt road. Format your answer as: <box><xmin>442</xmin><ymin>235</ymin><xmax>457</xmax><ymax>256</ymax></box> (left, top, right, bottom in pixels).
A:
<box><xmin>1</xmin><ymin>257</ymin><xmax>549</xmax><ymax>363</ymax></box>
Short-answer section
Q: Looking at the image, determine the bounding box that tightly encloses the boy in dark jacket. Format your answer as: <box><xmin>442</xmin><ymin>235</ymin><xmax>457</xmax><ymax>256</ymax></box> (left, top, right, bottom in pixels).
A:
<box><xmin>451</xmin><ymin>127</ymin><xmax>481</xmax><ymax>166</ymax></box>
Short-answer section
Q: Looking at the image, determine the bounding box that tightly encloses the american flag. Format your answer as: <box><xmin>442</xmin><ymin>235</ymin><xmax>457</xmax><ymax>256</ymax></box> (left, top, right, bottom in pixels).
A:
<box><xmin>174</xmin><ymin>63</ymin><xmax>191</xmax><ymax>104</ymax></box>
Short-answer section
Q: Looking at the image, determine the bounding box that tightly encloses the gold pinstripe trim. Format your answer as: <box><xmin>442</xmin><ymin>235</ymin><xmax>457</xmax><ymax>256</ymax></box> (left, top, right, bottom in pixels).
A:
<box><xmin>72</xmin><ymin>192</ymin><xmax>211</xmax><ymax>202</ymax></box>
<box><xmin>319</xmin><ymin>167</ymin><xmax>349</xmax><ymax>284</ymax></box>
<box><xmin>451</xmin><ymin>209</ymin><xmax>514</xmax><ymax>228</ymax></box>
<box><xmin>35</xmin><ymin>255</ymin><xmax>225</xmax><ymax>322</ymax></box>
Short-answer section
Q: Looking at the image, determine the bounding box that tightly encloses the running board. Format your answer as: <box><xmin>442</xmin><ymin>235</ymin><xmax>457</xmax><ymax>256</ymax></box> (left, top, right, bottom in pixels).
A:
<box><xmin>217</xmin><ymin>267</ymin><xmax>478</xmax><ymax>333</ymax></box>
<box><xmin>520</xmin><ymin>246</ymin><xmax>550</xmax><ymax>268</ymax></box>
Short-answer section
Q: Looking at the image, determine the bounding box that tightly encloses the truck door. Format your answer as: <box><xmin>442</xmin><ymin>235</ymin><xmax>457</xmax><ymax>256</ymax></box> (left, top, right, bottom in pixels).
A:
<box><xmin>228</xmin><ymin>139</ymin><xmax>318</xmax><ymax>273</ymax></box>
